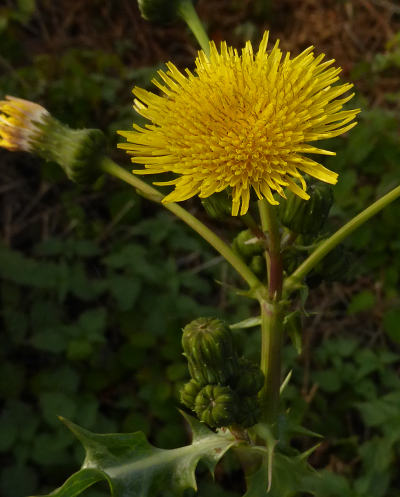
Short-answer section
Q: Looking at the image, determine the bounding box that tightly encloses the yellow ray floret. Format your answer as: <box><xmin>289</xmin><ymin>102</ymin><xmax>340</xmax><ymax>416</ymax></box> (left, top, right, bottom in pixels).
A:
<box><xmin>0</xmin><ymin>96</ymin><xmax>49</xmax><ymax>152</ymax></box>
<box><xmin>118</xmin><ymin>31</ymin><xmax>360</xmax><ymax>216</ymax></box>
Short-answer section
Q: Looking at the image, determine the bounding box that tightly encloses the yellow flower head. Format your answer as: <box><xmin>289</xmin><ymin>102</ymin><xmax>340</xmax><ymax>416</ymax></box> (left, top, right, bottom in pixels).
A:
<box><xmin>0</xmin><ymin>96</ymin><xmax>49</xmax><ymax>152</ymax></box>
<box><xmin>118</xmin><ymin>32</ymin><xmax>360</xmax><ymax>216</ymax></box>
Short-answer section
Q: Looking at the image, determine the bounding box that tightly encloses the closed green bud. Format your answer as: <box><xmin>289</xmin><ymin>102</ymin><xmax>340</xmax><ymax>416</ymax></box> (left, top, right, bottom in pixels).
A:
<box><xmin>201</xmin><ymin>192</ymin><xmax>231</xmax><ymax>220</ymax></box>
<box><xmin>194</xmin><ymin>385</ymin><xmax>238</xmax><ymax>428</ymax></box>
<box><xmin>138</xmin><ymin>0</ymin><xmax>186</xmax><ymax>24</ymax></box>
<box><xmin>182</xmin><ymin>317</ymin><xmax>238</xmax><ymax>385</ymax></box>
<box><xmin>278</xmin><ymin>179</ymin><xmax>333</xmax><ymax>235</ymax></box>
<box><xmin>249</xmin><ymin>255</ymin><xmax>266</xmax><ymax>278</ymax></box>
<box><xmin>236</xmin><ymin>396</ymin><xmax>261</xmax><ymax>428</ymax></box>
<box><xmin>233</xmin><ymin>357</ymin><xmax>264</xmax><ymax>396</ymax></box>
<box><xmin>180</xmin><ymin>379</ymin><xmax>202</xmax><ymax>410</ymax></box>
<box><xmin>232</xmin><ymin>229</ymin><xmax>264</xmax><ymax>260</ymax></box>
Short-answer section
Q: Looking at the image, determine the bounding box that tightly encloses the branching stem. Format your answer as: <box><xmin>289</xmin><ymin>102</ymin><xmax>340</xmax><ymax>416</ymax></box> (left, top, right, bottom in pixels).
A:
<box><xmin>100</xmin><ymin>158</ymin><xmax>262</xmax><ymax>291</ymax></box>
<box><xmin>284</xmin><ymin>184</ymin><xmax>400</xmax><ymax>295</ymax></box>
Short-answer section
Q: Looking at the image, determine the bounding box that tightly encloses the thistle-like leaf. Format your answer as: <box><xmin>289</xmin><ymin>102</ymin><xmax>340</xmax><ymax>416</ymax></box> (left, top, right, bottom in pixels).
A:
<box><xmin>31</xmin><ymin>413</ymin><xmax>237</xmax><ymax>497</ymax></box>
<box><xmin>243</xmin><ymin>450</ymin><xmax>318</xmax><ymax>497</ymax></box>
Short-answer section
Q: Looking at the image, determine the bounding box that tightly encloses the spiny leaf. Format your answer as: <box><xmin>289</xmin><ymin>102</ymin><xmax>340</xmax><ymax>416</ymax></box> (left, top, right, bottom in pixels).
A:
<box><xmin>244</xmin><ymin>452</ymin><xmax>317</xmax><ymax>497</ymax></box>
<box><xmin>32</xmin><ymin>413</ymin><xmax>237</xmax><ymax>497</ymax></box>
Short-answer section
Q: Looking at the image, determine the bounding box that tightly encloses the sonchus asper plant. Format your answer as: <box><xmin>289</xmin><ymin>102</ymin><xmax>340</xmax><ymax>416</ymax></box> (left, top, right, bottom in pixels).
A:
<box><xmin>2</xmin><ymin>0</ymin><xmax>400</xmax><ymax>495</ymax></box>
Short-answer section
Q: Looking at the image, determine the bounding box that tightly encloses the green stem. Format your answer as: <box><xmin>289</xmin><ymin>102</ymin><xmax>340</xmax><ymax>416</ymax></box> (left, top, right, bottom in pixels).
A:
<box><xmin>100</xmin><ymin>157</ymin><xmax>261</xmax><ymax>290</ymax></box>
<box><xmin>257</xmin><ymin>200</ymin><xmax>284</xmax><ymax>425</ymax></box>
<box><xmin>259</xmin><ymin>299</ymin><xmax>283</xmax><ymax>424</ymax></box>
<box><xmin>284</xmin><ymin>184</ymin><xmax>400</xmax><ymax>295</ymax></box>
<box><xmin>178</xmin><ymin>0</ymin><xmax>210</xmax><ymax>56</ymax></box>
<box><xmin>258</xmin><ymin>200</ymin><xmax>283</xmax><ymax>298</ymax></box>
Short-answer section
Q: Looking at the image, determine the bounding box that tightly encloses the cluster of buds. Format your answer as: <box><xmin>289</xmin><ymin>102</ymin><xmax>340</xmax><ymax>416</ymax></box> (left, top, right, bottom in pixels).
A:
<box><xmin>0</xmin><ymin>96</ymin><xmax>105</xmax><ymax>184</ymax></box>
<box><xmin>180</xmin><ymin>317</ymin><xmax>264</xmax><ymax>429</ymax></box>
<box><xmin>232</xmin><ymin>229</ymin><xmax>266</xmax><ymax>279</ymax></box>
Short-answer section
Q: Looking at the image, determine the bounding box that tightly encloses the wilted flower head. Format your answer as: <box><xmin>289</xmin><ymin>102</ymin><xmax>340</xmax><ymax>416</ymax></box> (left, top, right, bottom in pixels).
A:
<box><xmin>0</xmin><ymin>96</ymin><xmax>49</xmax><ymax>152</ymax></box>
<box><xmin>0</xmin><ymin>95</ymin><xmax>105</xmax><ymax>185</ymax></box>
<box><xmin>119</xmin><ymin>32</ymin><xmax>359</xmax><ymax>216</ymax></box>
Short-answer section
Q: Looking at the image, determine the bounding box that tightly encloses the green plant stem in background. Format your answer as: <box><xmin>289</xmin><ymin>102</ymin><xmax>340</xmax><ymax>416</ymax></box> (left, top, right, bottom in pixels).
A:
<box><xmin>178</xmin><ymin>0</ymin><xmax>210</xmax><ymax>56</ymax></box>
<box><xmin>100</xmin><ymin>157</ymin><xmax>261</xmax><ymax>290</ymax></box>
<box><xmin>284</xmin><ymin>183</ymin><xmax>400</xmax><ymax>295</ymax></box>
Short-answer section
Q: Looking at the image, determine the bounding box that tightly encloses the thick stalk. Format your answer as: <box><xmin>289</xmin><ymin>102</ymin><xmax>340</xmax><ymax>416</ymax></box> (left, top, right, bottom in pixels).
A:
<box><xmin>100</xmin><ymin>158</ymin><xmax>261</xmax><ymax>290</ymax></box>
<box><xmin>258</xmin><ymin>200</ymin><xmax>283</xmax><ymax>298</ymax></box>
<box><xmin>178</xmin><ymin>0</ymin><xmax>210</xmax><ymax>56</ymax></box>
<box><xmin>284</xmin><ymin>184</ymin><xmax>400</xmax><ymax>295</ymax></box>
<box><xmin>257</xmin><ymin>200</ymin><xmax>284</xmax><ymax>424</ymax></box>
<box><xmin>259</xmin><ymin>299</ymin><xmax>283</xmax><ymax>424</ymax></box>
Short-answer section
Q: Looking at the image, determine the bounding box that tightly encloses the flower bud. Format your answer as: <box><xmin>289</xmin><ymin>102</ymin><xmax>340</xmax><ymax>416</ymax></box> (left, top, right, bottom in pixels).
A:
<box><xmin>138</xmin><ymin>0</ymin><xmax>183</xmax><ymax>24</ymax></box>
<box><xmin>232</xmin><ymin>229</ymin><xmax>264</xmax><ymax>260</ymax></box>
<box><xmin>194</xmin><ymin>384</ymin><xmax>238</xmax><ymax>428</ymax></box>
<box><xmin>201</xmin><ymin>191</ymin><xmax>231</xmax><ymax>220</ymax></box>
<box><xmin>282</xmin><ymin>246</ymin><xmax>302</xmax><ymax>275</ymax></box>
<box><xmin>249</xmin><ymin>255</ymin><xmax>266</xmax><ymax>278</ymax></box>
<box><xmin>0</xmin><ymin>96</ymin><xmax>106</xmax><ymax>185</ymax></box>
<box><xmin>233</xmin><ymin>357</ymin><xmax>264</xmax><ymax>396</ymax></box>
<box><xmin>0</xmin><ymin>96</ymin><xmax>49</xmax><ymax>152</ymax></box>
<box><xmin>180</xmin><ymin>379</ymin><xmax>202</xmax><ymax>410</ymax></box>
<box><xmin>182</xmin><ymin>317</ymin><xmax>239</xmax><ymax>386</ymax></box>
<box><xmin>236</xmin><ymin>396</ymin><xmax>261</xmax><ymax>428</ymax></box>
<box><xmin>278</xmin><ymin>178</ymin><xmax>333</xmax><ymax>235</ymax></box>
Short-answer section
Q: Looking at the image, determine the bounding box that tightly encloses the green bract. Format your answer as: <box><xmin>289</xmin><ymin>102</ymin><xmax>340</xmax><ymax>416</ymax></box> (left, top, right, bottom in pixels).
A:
<box><xmin>237</xmin><ymin>396</ymin><xmax>262</xmax><ymax>428</ymax></box>
<box><xmin>232</xmin><ymin>229</ymin><xmax>265</xmax><ymax>259</ymax></box>
<box><xmin>201</xmin><ymin>191</ymin><xmax>232</xmax><ymax>220</ymax></box>
<box><xmin>249</xmin><ymin>254</ymin><xmax>266</xmax><ymax>278</ymax></box>
<box><xmin>182</xmin><ymin>317</ymin><xmax>239</xmax><ymax>385</ymax></box>
<box><xmin>233</xmin><ymin>357</ymin><xmax>265</xmax><ymax>396</ymax></box>
<box><xmin>194</xmin><ymin>385</ymin><xmax>238</xmax><ymax>428</ymax></box>
<box><xmin>36</xmin><ymin>115</ymin><xmax>105</xmax><ymax>185</ymax></box>
<box><xmin>278</xmin><ymin>179</ymin><xmax>334</xmax><ymax>235</ymax></box>
<box><xmin>180</xmin><ymin>378</ymin><xmax>202</xmax><ymax>410</ymax></box>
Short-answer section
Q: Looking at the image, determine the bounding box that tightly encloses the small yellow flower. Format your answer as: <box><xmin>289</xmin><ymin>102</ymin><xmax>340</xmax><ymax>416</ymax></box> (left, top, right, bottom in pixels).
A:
<box><xmin>119</xmin><ymin>31</ymin><xmax>360</xmax><ymax>216</ymax></box>
<box><xmin>0</xmin><ymin>96</ymin><xmax>49</xmax><ymax>152</ymax></box>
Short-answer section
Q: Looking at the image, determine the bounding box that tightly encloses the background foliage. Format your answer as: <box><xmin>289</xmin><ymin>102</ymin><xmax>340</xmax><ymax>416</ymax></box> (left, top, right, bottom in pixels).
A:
<box><xmin>1</xmin><ymin>1</ymin><xmax>400</xmax><ymax>496</ymax></box>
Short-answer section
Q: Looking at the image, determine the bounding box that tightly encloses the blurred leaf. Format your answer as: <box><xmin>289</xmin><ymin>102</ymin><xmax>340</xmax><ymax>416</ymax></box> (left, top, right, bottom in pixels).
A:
<box><xmin>0</xmin><ymin>411</ymin><xmax>17</xmax><ymax>452</ymax></box>
<box><xmin>347</xmin><ymin>290</ymin><xmax>375</xmax><ymax>315</ymax></box>
<box><xmin>39</xmin><ymin>392</ymin><xmax>77</xmax><ymax>427</ymax></box>
<box><xmin>312</xmin><ymin>370</ymin><xmax>341</xmax><ymax>393</ymax></box>
<box><xmin>383</xmin><ymin>308</ymin><xmax>400</xmax><ymax>343</ymax></box>
<box><xmin>0</xmin><ymin>463</ymin><xmax>38</xmax><ymax>497</ymax></box>
<box><xmin>67</xmin><ymin>339</ymin><xmax>94</xmax><ymax>360</ymax></box>
<box><xmin>108</xmin><ymin>275</ymin><xmax>141</xmax><ymax>311</ymax></box>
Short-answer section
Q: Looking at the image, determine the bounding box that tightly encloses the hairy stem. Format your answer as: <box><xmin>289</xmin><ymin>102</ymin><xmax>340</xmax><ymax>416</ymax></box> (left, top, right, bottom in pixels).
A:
<box><xmin>284</xmin><ymin>184</ymin><xmax>400</xmax><ymax>295</ymax></box>
<box><xmin>100</xmin><ymin>158</ymin><xmax>262</xmax><ymax>290</ymax></box>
